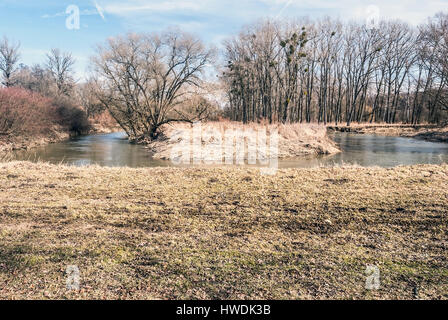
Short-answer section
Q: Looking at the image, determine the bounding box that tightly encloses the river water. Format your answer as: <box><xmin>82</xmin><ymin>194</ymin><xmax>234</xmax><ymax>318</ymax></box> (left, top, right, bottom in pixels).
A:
<box><xmin>11</xmin><ymin>132</ymin><xmax>448</xmax><ymax>168</ymax></box>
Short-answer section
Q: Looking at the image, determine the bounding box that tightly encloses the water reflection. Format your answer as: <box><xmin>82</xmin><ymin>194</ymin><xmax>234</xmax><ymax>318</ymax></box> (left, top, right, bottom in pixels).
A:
<box><xmin>13</xmin><ymin>132</ymin><xmax>168</xmax><ymax>168</ymax></box>
<box><xmin>12</xmin><ymin>132</ymin><xmax>448</xmax><ymax>168</ymax></box>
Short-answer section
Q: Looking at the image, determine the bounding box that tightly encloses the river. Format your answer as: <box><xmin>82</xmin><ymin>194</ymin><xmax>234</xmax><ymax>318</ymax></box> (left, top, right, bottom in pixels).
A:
<box><xmin>11</xmin><ymin>131</ymin><xmax>448</xmax><ymax>168</ymax></box>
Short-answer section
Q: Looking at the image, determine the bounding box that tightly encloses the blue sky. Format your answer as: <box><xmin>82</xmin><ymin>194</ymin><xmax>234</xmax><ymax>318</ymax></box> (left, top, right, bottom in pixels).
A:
<box><xmin>1</xmin><ymin>0</ymin><xmax>448</xmax><ymax>80</ymax></box>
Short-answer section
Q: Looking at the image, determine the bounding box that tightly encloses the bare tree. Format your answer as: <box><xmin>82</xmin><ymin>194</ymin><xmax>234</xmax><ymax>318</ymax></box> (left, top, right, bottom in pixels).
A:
<box><xmin>223</xmin><ymin>19</ymin><xmax>309</xmax><ymax>124</ymax></box>
<box><xmin>92</xmin><ymin>30</ymin><xmax>214</xmax><ymax>140</ymax></box>
<box><xmin>46</xmin><ymin>48</ymin><xmax>76</xmax><ymax>96</ymax></box>
<box><xmin>222</xmin><ymin>14</ymin><xmax>448</xmax><ymax>125</ymax></box>
<box><xmin>0</xmin><ymin>36</ymin><xmax>21</xmax><ymax>87</ymax></box>
<box><xmin>416</xmin><ymin>12</ymin><xmax>448</xmax><ymax>123</ymax></box>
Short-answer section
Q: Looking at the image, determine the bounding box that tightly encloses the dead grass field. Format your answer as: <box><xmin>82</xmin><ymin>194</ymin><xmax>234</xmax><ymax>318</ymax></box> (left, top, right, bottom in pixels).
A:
<box><xmin>0</xmin><ymin>162</ymin><xmax>447</xmax><ymax>300</ymax></box>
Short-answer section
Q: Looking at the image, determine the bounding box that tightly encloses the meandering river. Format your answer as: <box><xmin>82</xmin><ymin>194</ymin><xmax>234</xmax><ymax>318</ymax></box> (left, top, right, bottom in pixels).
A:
<box><xmin>11</xmin><ymin>131</ymin><xmax>448</xmax><ymax>168</ymax></box>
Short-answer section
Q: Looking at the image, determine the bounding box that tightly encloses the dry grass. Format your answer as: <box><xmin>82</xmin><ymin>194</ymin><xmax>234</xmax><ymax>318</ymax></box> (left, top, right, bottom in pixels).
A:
<box><xmin>0</xmin><ymin>161</ymin><xmax>447</xmax><ymax>300</ymax></box>
<box><xmin>328</xmin><ymin>123</ymin><xmax>448</xmax><ymax>143</ymax></box>
<box><xmin>148</xmin><ymin>121</ymin><xmax>340</xmax><ymax>160</ymax></box>
<box><xmin>411</xmin><ymin>127</ymin><xmax>448</xmax><ymax>143</ymax></box>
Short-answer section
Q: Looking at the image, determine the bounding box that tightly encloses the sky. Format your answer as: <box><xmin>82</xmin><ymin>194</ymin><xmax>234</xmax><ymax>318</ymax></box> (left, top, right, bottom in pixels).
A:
<box><xmin>1</xmin><ymin>0</ymin><xmax>448</xmax><ymax>80</ymax></box>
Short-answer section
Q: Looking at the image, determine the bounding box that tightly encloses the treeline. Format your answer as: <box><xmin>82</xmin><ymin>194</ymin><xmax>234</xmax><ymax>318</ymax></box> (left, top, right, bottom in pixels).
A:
<box><xmin>0</xmin><ymin>38</ymin><xmax>105</xmax><ymax>138</ymax></box>
<box><xmin>222</xmin><ymin>13</ymin><xmax>448</xmax><ymax>125</ymax></box>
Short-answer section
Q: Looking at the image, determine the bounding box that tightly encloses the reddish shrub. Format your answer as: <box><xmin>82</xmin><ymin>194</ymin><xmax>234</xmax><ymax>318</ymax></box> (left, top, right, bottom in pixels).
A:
<box><xmin>0</xmin><ymin>87</ymin><xmax>56</xmax><ymax>136</ymax></box>
<box><xmin>0</xmin><ymin>87</ymin><xmax>90</xmax><ymax>137</ymax></box>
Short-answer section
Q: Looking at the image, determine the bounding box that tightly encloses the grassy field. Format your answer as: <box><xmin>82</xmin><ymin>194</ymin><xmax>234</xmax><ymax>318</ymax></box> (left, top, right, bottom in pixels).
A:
<box><xmin>0</xmin><ymin>161</ymin><xmax>447</xmax><ymax>300</ymax></box>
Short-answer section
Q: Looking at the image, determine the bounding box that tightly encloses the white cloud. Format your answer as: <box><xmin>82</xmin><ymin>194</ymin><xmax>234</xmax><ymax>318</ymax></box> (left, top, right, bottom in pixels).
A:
<box><xmin>93</xmin><ymin>0</ymin><xmax>106</xmax><ymax>21</ymax></box>
<box><xmin>42</xmin><ymin>2</ymin><xmax>108</xmax><ymax>21</ymax></box>
<box><xmin>103</xmin><ymin>0</ymin><xmax>205</xmax><ymax>15</ymax></box>
<box><xmin>269</xmin><ymin>0</ymin><xmax>448</xmax><ymax>25</ymax></box>
<box><xmin>41</xmin><ymin>8</ymin><xmax>100</xmax><ymax>19</ymax></box>
<box><xmin>99</xmin><ymin>0</ymin><xmax>448</xmax><ymax>25</ymax></box>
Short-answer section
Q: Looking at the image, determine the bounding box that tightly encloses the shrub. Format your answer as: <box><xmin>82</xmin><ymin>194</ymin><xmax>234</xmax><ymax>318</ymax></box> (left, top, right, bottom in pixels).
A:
<box><xmin>52</xmin><ymin>96</ymin><xmax>90</xmax><ymax>134</ymax></box>
<box><xmin>0</xmin><ymin>87</ymin><xmax>90</xmax><ymax>138</ymax></box>
<box><xmin>0</xmin><ymin>87</ymin><xmax>55</xmax><ymax>136</ymax></box>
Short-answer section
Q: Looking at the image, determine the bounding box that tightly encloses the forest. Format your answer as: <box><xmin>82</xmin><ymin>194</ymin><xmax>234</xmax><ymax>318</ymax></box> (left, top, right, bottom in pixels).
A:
<box><xmin>222</xmin><ymin>13</ymin><xmax>448</xmax><ymax>125</ymax></box>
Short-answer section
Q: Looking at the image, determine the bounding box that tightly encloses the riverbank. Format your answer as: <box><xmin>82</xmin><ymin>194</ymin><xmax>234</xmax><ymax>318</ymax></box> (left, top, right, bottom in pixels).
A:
<box><xmin>0</xmin><ymin>121</ymin><xmax>120</xmax><ymax>154</ymax></box>
<box><xmin>0</xmin><ymin>162</ymin><xmax>446</xmax><ymax>299</ymax></box>
<box><xmin>328</xmin><ymin>124</ymin><xmax>448</xmax><ymax>143</ymax></box>
<box><xmin>0</xmin><ymin>131</ymin><xmax>70</xmax><ymax>153</ymax></box>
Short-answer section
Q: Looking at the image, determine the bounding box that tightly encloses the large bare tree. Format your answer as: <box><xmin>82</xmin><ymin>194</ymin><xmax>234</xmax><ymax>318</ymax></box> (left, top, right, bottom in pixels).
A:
<box><xmin>92</xmin><ymin>31</ymin><xmax>213</xmax><ymax>140</ymax></box>
<box><xmin>0</xmin><ymin>36</ymin><xmax>20</xmax><ymax>87</ymax></box>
